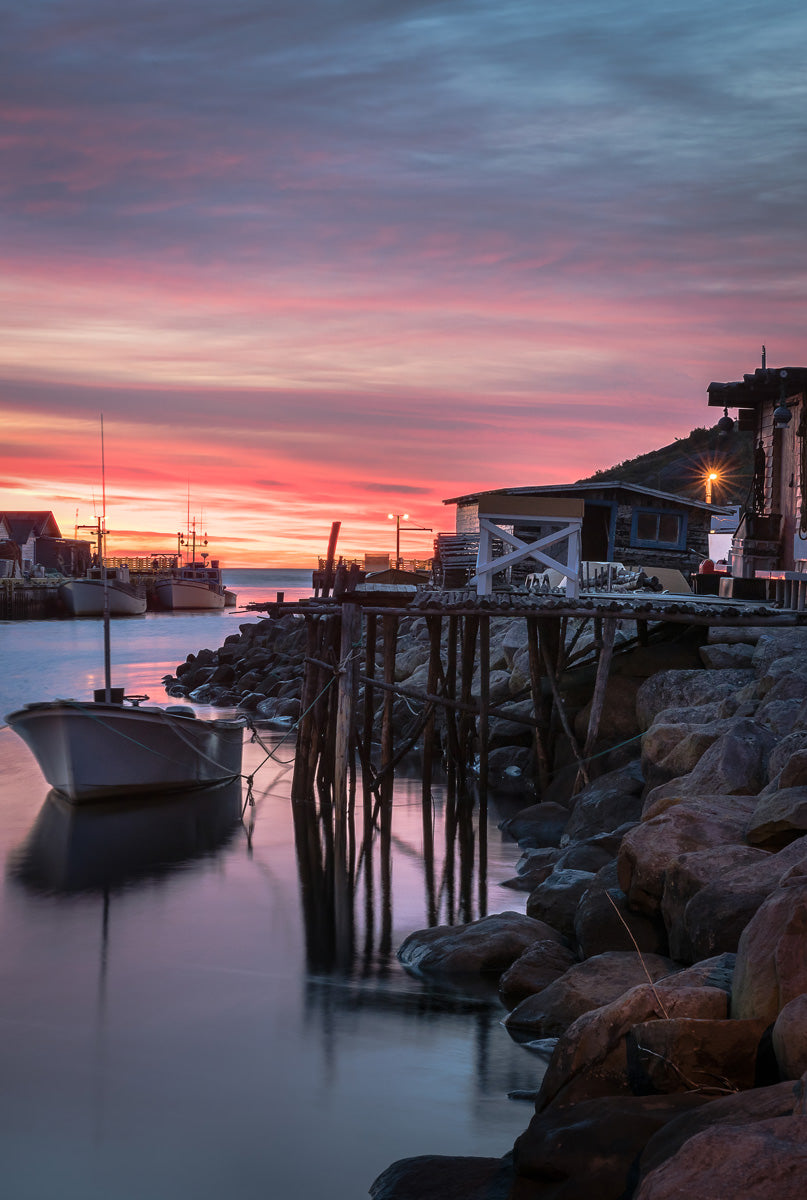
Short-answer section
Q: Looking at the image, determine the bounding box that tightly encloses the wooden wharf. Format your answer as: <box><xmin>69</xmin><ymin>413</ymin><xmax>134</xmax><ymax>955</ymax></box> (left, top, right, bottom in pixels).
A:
<box><xmin>248</xmin><ymin>586</ymin><xmax>805</xmax><ymax>820</ymax></box>
<box><xmin>248</xmin><ymin>583</ymin><xmax>807</xmax><ymax>963</ymax></box>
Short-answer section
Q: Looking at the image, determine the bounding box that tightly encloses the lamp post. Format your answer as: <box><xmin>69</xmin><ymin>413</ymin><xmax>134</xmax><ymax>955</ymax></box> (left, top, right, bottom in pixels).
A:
<box><xmin>387</xmin><ymin>512</ymin><xmax>432</xmax><ymax>570</ymax></box>
<box><xmin>705</xmin><ymin>472</ymin><xmax>719</xmax><ymax>505</ymax></box>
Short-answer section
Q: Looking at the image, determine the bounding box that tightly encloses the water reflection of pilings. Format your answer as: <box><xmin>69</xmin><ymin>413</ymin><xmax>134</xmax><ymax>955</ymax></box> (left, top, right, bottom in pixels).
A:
<box><xmin>290</xmin><ymin>607</ymin><xmax>503</xmax><ymax>981</ymax></box>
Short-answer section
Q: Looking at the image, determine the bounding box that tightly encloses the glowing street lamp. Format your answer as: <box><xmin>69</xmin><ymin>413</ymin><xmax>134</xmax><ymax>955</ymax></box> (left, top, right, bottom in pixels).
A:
<box><xmin>387</xmin><ymin>512</ymin><xmax>431</xmax><ymax>569</ymax></box>
<box><xmin>705</xmin><ymin>471</ymin><xmax>720</xmax><ymax>504</ymax></box>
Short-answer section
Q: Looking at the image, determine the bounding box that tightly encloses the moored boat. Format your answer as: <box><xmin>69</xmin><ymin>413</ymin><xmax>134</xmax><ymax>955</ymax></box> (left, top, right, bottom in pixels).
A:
<box><xmin>5</xmin><ymin>697</ymin><xmax>244</xmax><ymax>803</ymax></box>
<box><xmin>154</xmin><ymin>561</ymin><xmax>230</xmax><ymax>610</ymax></box>
<box><xmin>60</xmin><ymin>565</ymin><xmax>147</xmax><ymax>616</ymax></box>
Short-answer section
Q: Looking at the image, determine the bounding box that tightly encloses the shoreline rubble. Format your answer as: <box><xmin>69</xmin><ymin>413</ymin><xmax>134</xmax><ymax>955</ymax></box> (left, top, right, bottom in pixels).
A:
<box><xmin>164</xmin><ymin>614</ymin><xmax>807</xmax><ymax>1198</ymax></box>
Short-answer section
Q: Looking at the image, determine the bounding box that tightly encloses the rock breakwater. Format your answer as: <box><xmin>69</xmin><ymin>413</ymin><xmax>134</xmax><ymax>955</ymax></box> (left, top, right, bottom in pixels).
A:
<box><xmin>373</xmin><ymin>625</ymin><xmax>807</xmax><ymax>1199</ymax></box>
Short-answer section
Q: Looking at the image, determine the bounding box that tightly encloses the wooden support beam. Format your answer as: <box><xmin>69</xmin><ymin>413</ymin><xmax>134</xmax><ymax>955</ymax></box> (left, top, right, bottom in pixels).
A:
<box><xmin>538</xmin><ymin>617</ymin><xmax>589</xmax><ymax>788</ymax></box>
<box><xmin>334</xmin><ymin>603</ymin><xmax>359</xmax><ymax>852</ymax></box>
<box><xmin>573</xmin><ymin>616</ymin><xmax>617</xmax><ymax>795</ymax></box>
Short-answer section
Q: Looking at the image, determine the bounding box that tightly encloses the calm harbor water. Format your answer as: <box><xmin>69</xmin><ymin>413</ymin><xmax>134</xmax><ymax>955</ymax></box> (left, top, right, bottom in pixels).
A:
<box><xmin>0</xmin><ymin>570</ymin><xmax>536</xmax><ymax>1199</ymax></box>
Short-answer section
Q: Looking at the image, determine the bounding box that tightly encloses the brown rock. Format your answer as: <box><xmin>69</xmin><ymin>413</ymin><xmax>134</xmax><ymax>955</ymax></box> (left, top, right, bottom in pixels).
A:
<box><xmin>370</xmin><ymin>1155</ymin><xmax>514</xmax><ymax>1200</ymax></box>
<box><xmin>512</xmin><ymin>1093</ymin><xmax>712</xmax><ymax>1200</ymax></box>
<box><xmin>637</xmin><ymin>1079</ymin><xmax>801</xmax><ymax>1183</ymax></box>
<box><xmin>617</xmin><ymin>796</ymin><xmax>755</xmax><ymax>916</ymax></box>
<box><xmin>537</xmin><ymin>983</ymin><xmax>729</xmax><ymax>1111</ymax></box>
<box><xmin>635</xmin><ymin>1116</ymin><xmax>807</xmax><ymax>1199</ymax></box>
<box><xmin>574</xmin><ymin>861</ymin><xmax>668</xmax><ymax>959</ymax></box>
<box><xmin>525</xmin><ymin>868</ymin><xmax>596</xmax><ymax>940</ymax></box>
<box><xmin>747</xmin><ymin>786</ymin><xmax>807</xmax><ymax>849</ymax></box>
<box><xmin>772</xmin><ymin>994</ymin><xmax>807</xmax><ymax>1080</ymax></box>
<box><xmin>660</xmin><ymin>845</ymin><xmax>770</xmax><ymax>961</ymax></box>
<box><xmin>635</xmin><ymin>669</ymin><xmax>754</xmax><ymax>731</ymax></box>
<box><xmin>683</xmin><ymin>837</ymin><xmax>807</xmax><ymax>961</ymax></box>
<box><xmin>627</xmin><ymin>1015</ymin><xmax>768</xmax><ymax>1095</ymax></box>
<box><xmin>397</xmin><ymin>911</ymin><xmax>561</xmax><ymax>978</ymax></box>
<box><xmin>500</xmin><ymin>802</ymin><xmax>570</xmax><ymax>848</ymax></box>
<box><xmin>498</xmin><ymin>940</ymin><xmax>578</xmax><ymax>1011</ymax></box>
<box><xmin>641</xmin><ymin>719</ymin><xmax>775</xmax><ymax>805</ymax></box>
<box><xmin>731</xmin><ymin>874</ymin><xmax>807</xmax><ymax>1022</ymax></box>
<box><xmin>504</xmin><ymin>950</ymin><xmax>677</xmax><ymax>1040</ymax></box>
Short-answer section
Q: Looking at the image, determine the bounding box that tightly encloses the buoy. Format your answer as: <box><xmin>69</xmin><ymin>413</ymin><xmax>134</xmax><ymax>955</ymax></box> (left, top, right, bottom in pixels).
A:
<box><xmin>700</xmin><ymin>558</ymin><xmax>716</xmax><ymax>574</ymax></box>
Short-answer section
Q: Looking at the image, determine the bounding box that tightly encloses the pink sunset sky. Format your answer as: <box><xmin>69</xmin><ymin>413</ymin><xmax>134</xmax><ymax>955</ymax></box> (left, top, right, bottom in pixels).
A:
<box><xmin>2</xmin><ymin>1</ymin><xmax>806</xmax><ymax>566</ymax></box>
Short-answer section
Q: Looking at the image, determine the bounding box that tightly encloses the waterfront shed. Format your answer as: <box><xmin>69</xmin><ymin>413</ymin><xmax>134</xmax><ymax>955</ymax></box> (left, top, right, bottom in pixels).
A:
<box><xmin>0</xmin><ymin>512</ymin><xmax>62</xmax><ymax>572</ymax></box>
<box><xmin>443</xmin><ymin>482</ymin><xmax>720</xmax><ymax>581</ymax></box>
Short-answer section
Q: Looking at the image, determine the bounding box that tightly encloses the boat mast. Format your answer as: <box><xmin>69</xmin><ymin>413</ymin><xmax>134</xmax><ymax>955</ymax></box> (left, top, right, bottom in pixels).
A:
<box><xmin>100</xmin><ymin>414</ymin><xmax>112</xmax><ymax>700</ymax></box>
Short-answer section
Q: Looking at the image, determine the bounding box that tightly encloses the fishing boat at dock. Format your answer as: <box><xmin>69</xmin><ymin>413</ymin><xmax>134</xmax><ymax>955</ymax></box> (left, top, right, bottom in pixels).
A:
<box><xmin>154</xmin><ymin>560</ymin><xmax>230</xmax><ymax>610</ymax></box>
<box><xmin>60</xmin><ymin>564</ymin><xmax>147</xmax><ymax>617</ymax></box>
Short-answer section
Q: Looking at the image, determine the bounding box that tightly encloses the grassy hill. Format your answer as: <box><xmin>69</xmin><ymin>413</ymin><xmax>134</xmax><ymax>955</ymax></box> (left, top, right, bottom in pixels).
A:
<box><xmin>577</xmin><ymin>423</ymin><xmax>754</xmax><ymax>506</ymax></box>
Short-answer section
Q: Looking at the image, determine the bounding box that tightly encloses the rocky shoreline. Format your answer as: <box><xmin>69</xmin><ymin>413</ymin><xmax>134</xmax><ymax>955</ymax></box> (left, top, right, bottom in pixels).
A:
<box><xmin>165</xmin><ymin>614</ymin><xmax>807</xmax><ymax>1199</ymax></box>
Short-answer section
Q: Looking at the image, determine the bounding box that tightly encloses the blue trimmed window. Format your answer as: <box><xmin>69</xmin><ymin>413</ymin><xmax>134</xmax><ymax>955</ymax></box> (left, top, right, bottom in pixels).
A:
<box><xmin>630</xmin><ymin>507</ymin><xmax>686</xmax><ymax>550</ymax></box>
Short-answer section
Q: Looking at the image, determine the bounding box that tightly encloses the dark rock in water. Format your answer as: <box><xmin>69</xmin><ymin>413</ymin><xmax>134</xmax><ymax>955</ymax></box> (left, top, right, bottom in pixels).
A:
<box><xmin>499</xmin><ymin>801</ymin><xmax>570</xmax><ymax>848</ymax></box>
<box><xmin>398</xmin><ymin>911</ymin><xmax>561</xmax><ymax>979</ymax></box>
<box><xmin>525</xmin><ymin>868</ymin><xmax>596</xmax><ymax>940</ymax></box>
<box><xmin>512</xmin><ymin>1093</ymin><xmax>712</xmax><ymax>1200</ymax></box>
<box><xmin>369</xmin><ymin>1154</ymin><xmax>514</xmax><ymax>1200</ymax></box>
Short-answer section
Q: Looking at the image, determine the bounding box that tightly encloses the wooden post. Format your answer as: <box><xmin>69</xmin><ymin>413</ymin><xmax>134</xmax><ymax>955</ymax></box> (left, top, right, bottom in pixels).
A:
<box><xmin>291</xmin><ymin>616</ymin><xmax>319</xmax><ymax>801</ymax></box>
<box><xmin>334</xmin><ymin>603</ymin><xmax>359</xmax><ymax>855</ymax></box>
<box><xmin>573</xmin><ymin>616</ymin><xmax>617</xmax><ymax>794</ymax></box>
<box><xmin>363</xmin><ymin>611</ymin><xmax>377</xmax><ymax>837</ymax></box>
<box><xmin>526</xmin><ymin>616</ymin><xmax>551</xmax><ymax>792</ymax></box>
<box><xmin>379</xmin><ymin>614</ymin><xmax>398</xmax><ymax>811</ymax></box>
<box><xmin>459</xmin><ymin>615</ymin><xmax>479</xmax><ymax>779</ymax></box>
<box><xmin>538</xmin><ymin>617</ymin><xmax>589</xmax><ymax>788</ymax></box>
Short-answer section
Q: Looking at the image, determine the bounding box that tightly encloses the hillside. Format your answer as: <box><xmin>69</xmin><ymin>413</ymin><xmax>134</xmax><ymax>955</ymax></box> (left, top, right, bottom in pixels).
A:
<box><xmin>578</xmin><ymin>423</ymin><xmax>754</xmax><ymax>506</ymax></box>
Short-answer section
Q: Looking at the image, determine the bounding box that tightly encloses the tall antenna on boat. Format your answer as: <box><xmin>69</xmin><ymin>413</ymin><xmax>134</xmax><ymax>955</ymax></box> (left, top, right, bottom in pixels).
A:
<box><xmin>100</xmin><ymin>414</ymin><xmax>111</xmax><ymax>700</ymax></box>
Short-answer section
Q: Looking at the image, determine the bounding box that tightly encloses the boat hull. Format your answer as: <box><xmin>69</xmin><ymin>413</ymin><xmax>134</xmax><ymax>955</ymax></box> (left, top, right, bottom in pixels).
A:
<box><xmin>154</xmin><ymin>578</ymin><xmax>226</xmax><ymax>610</ymax></box>
<box><xmin>5</xmin><ymin>701</ymin><xmax>244</xmax><ymax>803</ymax></box>
<box><xmin>60</xmin><ymin>578</ymin><xmax>147</xmax><ymax>616</ymax></box>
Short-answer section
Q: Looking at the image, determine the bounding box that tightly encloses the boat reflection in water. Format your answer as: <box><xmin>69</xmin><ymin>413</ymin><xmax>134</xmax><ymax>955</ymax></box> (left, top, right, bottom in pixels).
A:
<box><xmin>8</xmin><ymin>778</ymin><xmax>244</xmax><ymax>894</ymax></box>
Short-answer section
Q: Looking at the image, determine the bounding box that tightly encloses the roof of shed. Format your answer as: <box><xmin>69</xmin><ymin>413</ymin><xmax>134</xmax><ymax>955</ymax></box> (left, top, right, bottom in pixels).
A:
<box><xmin>443</xmin><ymin>481</ymin><xmax>729</xmax><ymax>514</ymax></box>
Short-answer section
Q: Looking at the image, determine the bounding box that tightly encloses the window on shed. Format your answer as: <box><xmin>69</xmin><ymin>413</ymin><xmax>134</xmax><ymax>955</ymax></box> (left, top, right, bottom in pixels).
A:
<box><xmin>632</xmin><ymin>509</ymin><xmax>683</xmax><ymax>547</ymax></box>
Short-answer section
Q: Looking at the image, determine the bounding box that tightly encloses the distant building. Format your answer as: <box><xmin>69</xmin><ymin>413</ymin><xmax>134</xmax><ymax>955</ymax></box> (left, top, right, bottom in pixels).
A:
<box><xmin>0</xmin><ymin>511</ymin><xmax>91</xmax><ymax>576</ymax></box>
<box><xmin>443</xmin><ymin>481</ymin><xmax>725</xmax><ymax>581</ymax></box>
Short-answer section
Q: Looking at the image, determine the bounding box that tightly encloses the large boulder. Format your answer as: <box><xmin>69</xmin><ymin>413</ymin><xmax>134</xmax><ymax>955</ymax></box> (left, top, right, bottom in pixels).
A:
<box><xmin>641</xmin><ymin>719</ymin><xmax>775</xmax><ymax>806</ymax></box>
<box><xmin>525</xmin><ymin>868</ymin><xmax>597</xmax><ymax>940</ymax></box>
<box><xmin>504</xmin><ymin>951</ymin><xmax>677</xmax><ymax>1040</ymax></box>
<box><xmin>660</xmin><ymin>845</ymin><xmax>770</xmax><ymax>962</ymax></box>
<box><xmin>682</xmin><ymin>836</ymin><xmax>807</xmax><ymax>961</ymax></box>
<box><xmin>397</xmin><ymin>911</ymin><xmax>561</xmax><ymax>978</ymax></box>
<box><xmin>370</xmin><ymin>1155</ymin><xmax>513</xmax><ymax>1200</ymax></box>
<box><xmin>560</xmin><ymin>761</ymin><xmax>645</xmax><ymax>842</ymax></box>
<box><xmin>574</xmin><ymin>861</ymin><xmax>668</xmax><ymax>959</ymax></box>
<box><xmin>636</xmin><ymin>1079</ymin><xmax>804</xmax><ymax>1191</ymax></box>
<box><xmin>747</xmin><ymin>786</ymin><xmax>807</xmax><ymax>849</ymax></box>
<box><xmin>626</xmin><ymin>1015</ymin><xmax>768</xmax><ymax>1095</ymax></box>
<box><xmin>731</xmin><ymin>872</ymin><xmax>807</xmax><ymax>1022</ymax></box>
<box><xmin>537</xmin><ymin>983</ymin><xmax>730</xmax><ymax>1111</ymax></box>
<box><xmin>635</xmin><ymin>669</ymin><xmax>755</xmax><ymax>731</ymax></box>
<box><xmin>640</xmin><ymin>720</ymin><xmax>733</xmax><ymax>790</ymax></box>
<box><xmin>512</xmin><ymin>1093</ymin><xmax>712</xmax><ymax>1200</ymax></box>
<box><xmin>772</xmin><ymin>994</ymin><xmax>807</xmax><ymax>1080</ymax></box>
<box><xmin>617</xmin><ymin>795</ymin><xmax>756</xmax><ymax>915</ymax></box>
<box><xmin>699</xmin><ymin>642</ymin><xmax>756</xmax><ymax>670</ymax></box>
<box><xmin>498</xmin><ymin>940</ymin><xmax>578</xmax><ymax>1010</ymax></box>
<box><xmin>499</xmin><ymin>802</ymin><xmax>570</xmax><ymax>848</ymax></box>
<box><xmin>634</xmin><ymin>1116</ymin><xmax>807</xmax><ymax>1199</ymax></box>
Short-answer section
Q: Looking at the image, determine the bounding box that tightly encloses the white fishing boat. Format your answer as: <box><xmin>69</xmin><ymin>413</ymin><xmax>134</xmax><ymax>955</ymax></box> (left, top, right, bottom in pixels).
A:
<box><xmin>5</xmin><ymin>697</ymin><xmax>244</xmax><ymax>804</ymax></box>
<box><xmin>154</xmin><ymin>561</ymin><xmax>228</xmax><ymax>610</ymax></box>
<box><xmin>6</xmin><ymin>417</ymin><xmax>244</xmax><ymax>804</ymax></box>
<box><xmin>60</xmin><ymin>564</ymin><xmax>147</xmax><ymax>617</ymax></box>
